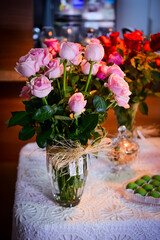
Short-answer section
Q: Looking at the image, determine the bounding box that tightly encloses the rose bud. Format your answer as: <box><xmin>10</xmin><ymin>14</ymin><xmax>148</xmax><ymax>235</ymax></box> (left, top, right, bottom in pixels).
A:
<box><xmin>68</xmin><ymin>92</ymin><xmax>87</xmax><ymax>116</ymax></box>
<box><xmin>84</xmin><ymin>43</ymin><xmax>104</xmax><ymax>62</ymax></box>
<box><xmin>59</xmin><ymin>42</ymin><xmax>82</xmax><ymax>61</ymax></box>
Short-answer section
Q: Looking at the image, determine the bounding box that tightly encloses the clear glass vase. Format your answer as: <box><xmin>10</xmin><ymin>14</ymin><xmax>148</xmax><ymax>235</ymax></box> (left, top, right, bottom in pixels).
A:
<box><xmin>114</xmin><ymin>103</ymin><xmax>139</xmax><ymax>132</ymax></box>
<box><xmin>46</xmin><ymin>145</ymin><xmax>88</xmax><ymax>207</ymax></box>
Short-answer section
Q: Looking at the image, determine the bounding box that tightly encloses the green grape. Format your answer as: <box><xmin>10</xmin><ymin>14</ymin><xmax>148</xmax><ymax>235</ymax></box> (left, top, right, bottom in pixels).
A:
<box><xmin>142</xmin><ymin>183</ymin><xmax>153</xmax><ymax>192</ymax></box>
<box><xmin>141</xmin><ymin>175</ymin><xmax>151</xmax><ymax>182</ymax></box>
<box><xmin>126</xmin><ymin>182</ymin><xmax>137</xmax><ymax>190</ymax></box>
<box><xmin>135</xmin><ymin>179</ymin><xmax>145</xmax><ymax>186</ymax></box>
<box><xmin>148</xmin><ymin>190</ymin><xmax>160</xmax><ymax>198</ymax></box>
<box><xmin>150</xmin><ymin>180</ymin><xmax>160</xmax><ymax>187</ymax></box>
<box><xmin>134</xmin><ymin>188</ymin><xmax>147</xmax><ymax>196</ymax></box>
<box><xmin>152</xmin><ymin>175</ymin><xmax>160</xmax><ymax>181</ymax></box>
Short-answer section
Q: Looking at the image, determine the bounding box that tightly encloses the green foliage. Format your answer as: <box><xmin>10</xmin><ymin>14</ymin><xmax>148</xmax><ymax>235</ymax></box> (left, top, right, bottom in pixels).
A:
<box><xmin>7</xmin><ymin>111</ymin><xmax>32</xmax><ymax>127</ymax></box>
<box><xmin>33</xmin><ymin>105</ymin><xmax>55</xmax><ymax>123</ymax></box>
<box><xmin>79</xmin><ymin>113</ymin><xmax>98</xmax><ymax>134</ymax></box>
<box><xmin>19</xmin><ymin>126</ymin><xmax>35</xmax><ymax>140</ymax></box>
<box><xmin>93</xmin><ymin>95</ymin><xmax>107</xmax><ymax>113</ymax></box>
<box><xmin>36</xmin><ymin>128</ymin><xmax>52</xmax><ymax>148</ymax></box>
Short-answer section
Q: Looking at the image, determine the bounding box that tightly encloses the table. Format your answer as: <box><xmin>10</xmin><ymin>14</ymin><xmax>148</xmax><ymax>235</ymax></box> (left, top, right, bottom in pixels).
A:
<box><xmin>12</xmin><ymin>138</ymin><xmax>160</xmax><ymax>240</ymax></box>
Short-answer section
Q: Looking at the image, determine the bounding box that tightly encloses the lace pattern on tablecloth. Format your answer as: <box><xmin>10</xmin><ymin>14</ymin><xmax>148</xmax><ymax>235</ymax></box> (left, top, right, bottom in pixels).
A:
<box><xmin>12</xmin><ymin>138</ymin><xmax>160</xmax><ymax>240</ymax></box>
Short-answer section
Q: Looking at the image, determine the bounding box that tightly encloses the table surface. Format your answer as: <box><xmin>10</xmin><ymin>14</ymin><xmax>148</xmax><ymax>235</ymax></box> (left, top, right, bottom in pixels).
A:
<box><xmin>12</xmin><ymin>138</ymin><xmax>160</xmax><ymax>240</ymax></box>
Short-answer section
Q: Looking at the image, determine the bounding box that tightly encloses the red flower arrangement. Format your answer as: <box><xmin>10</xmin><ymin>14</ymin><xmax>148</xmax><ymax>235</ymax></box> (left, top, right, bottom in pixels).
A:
<box><xmin>98</xmin><ymin>31</ymin><xmax>160</xmax><ymax>115</ymax></box>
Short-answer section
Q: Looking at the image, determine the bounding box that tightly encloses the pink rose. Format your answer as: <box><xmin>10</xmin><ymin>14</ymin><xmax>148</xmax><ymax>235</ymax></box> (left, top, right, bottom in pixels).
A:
<box><xmin>30</xmin><ymin>75</ymin><xmax>53</xmax><ymax>98</ymax></box>
<box><xmin>104</xmin><ymin>73</ymin><xmax>131</xmax><ymax>108</ymax></box>
<box><xmin>84</xmin><ymin>43</ymin><xmax>104</xmax><ymax>62</ymax></box>
<box><xmin>91</xmin><ymin>38</ymin><xmax>101</xmax><ymax>44</ymax></box>
<box><xmin>107</xmin><ymin>52</ymin><xmax>123</xmax><ymax>65</ymax></box>
<box><xmin>107</xmin><ymin>64</ymin><xmax>125</xmax><ymax>78</ymax></box>
<box><xmin>15</xmin><ymin>54</ymin><xmax>40</xmax><ymax>78</ymax></box>
<box><xmin>29</xmin><ymin>48</ymin><xmax>52</xmax><ymax>67</ymax></box>
<box><xmin>71</xmin><ymin>54</ymin><xmax>82</xmax><ymax>65</ymax></box>
<box><xmin>59</xmin><ymin>42</ymin><xmax>81</xmax><ymax>61</ymax></box>
<box><xmin>19</xmin><ymin>84</ymin><xmax>31</xmax><ymax>99</ymax></box>
<box><xmin>81</xmin><ymin>60</ymin><xmax>99</xmax><ymax>75</ymax></box>
<box><xmin>45</xmin><ymin>59</ymin><xmax>64</xmax><ymax>79</ymax></box>
<box><xmin>47</xmin><ymin>47</ymin><xmax>57</xmax><ymax>57</ymax></box>
<box><xmin>105</xmin><ymin>73</ymin><xmax>131</xmax><ymax>97</ymax></box>
<box><xmin>44</xmin><ymin>38</ymin><xmax>60</xmax><ymax>51</ymax></box>
<box><xmin>44</xmin><ymin>39</ymin><xmax>61</xmax><ymax>57</ymax></box>
<box><xmin>96</xmin><ymin>65</ymin><xmax>109</xmax><ymax>80</ymax></box>
<box><xmin>114</xmin><ymin>95</ymin><xmax>130</xmax><ymax>109</ymax></box>
<box><xmin>68</xmin><ymin>92</ymin><xmax>87</xmax><ymax>116</ymax></box>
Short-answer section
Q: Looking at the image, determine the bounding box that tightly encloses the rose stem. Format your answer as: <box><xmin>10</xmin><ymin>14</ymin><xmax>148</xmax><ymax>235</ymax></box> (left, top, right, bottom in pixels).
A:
<box><xmin>84</xmin><ymin>61</ymin><xmax>94</xmax><ymax>93</ymax></box>
<box><xmin>63</xmin><ymin>60</ymin><xmax>67</xmax><ymax>97</ymax></box>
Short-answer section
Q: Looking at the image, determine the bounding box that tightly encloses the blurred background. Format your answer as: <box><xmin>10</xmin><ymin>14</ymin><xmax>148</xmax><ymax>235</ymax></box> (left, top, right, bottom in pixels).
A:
<box><xmin>0</xmin><ymin>0</ymin><xmax>160</xmax><ymax>239</ymax></box>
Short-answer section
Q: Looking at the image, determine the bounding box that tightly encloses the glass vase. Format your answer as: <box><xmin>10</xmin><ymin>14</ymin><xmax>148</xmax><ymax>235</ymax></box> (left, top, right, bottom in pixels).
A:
<box><xmin>46</xmin><ymin>145</ymin><xmax>88</xmax><ymax>207</ymax></box>
<box><xmin>114</xmin><ymin>103</ymin><xmax>139</xmax><ymax>132</ymax></box>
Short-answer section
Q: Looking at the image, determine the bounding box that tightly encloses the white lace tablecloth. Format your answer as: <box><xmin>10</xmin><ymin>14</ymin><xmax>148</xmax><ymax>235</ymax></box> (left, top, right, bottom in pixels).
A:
<box><xmin>12</xmin><ymin>138</ymin><xmax>160</xmax><ymax>240</ymax></box>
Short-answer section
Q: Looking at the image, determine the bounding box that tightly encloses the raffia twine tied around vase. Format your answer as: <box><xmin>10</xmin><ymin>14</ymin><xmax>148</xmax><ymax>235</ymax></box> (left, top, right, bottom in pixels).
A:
<box><xmin>47</xmin><ymin>137</ymin><xmax>112</xmax><ymax>170</ymax></box>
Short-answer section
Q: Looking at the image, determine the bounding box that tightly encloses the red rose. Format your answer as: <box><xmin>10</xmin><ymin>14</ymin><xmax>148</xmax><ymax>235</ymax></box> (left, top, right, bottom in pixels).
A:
<box><xmin>98</xmin><ymin>35</ymin><xmax>111</xmax><ymax>48</ymax></box>
<box><xmin>143</xmin><ymin>40</ymin><xmax>151</xmax><ymax>52</ymax></box>
<box><xmin>156</xmin><ymin>58</ymin><xmax>160</xmax><ymax>67</ymax></box>
<box><xmin>124</xmin><ymin>31</ymin><xmax>143</xmax><ymax>51</ymax></box>
<box><xmin>150</xmin><ymin>33</ymin><xmax>160</xmax><ymax>51</ymax></box>
<box><xmin>134</xmin><ymin>30</ymin><xmax>143</xmax><ymax>36</ymax></box>
<box><xmin>98</xmin><ymin>36</ymin><xmax>112</xmax><ymax>60</ymax></box>
<box><xmin>110</xmin><ymin>31</ymin><xmax>120</xmax><ymax>46</ymax></box>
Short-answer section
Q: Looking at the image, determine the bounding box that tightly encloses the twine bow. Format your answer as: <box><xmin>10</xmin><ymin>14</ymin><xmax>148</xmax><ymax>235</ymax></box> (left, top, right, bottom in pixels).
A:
<box><xmin>47</xmin><ymin>137</ymin><xmax>112</xmax><ymax>170</ymax></box>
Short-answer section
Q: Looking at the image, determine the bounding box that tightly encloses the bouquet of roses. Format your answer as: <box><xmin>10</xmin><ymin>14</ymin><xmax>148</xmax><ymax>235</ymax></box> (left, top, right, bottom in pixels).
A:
<box><xmin>6</xmin><ymin>40</ymin><xmax>132</xmax><ymax>206</ymax></box>
<box><xmin>6</xmin><ymin>40</ymin><xmax>131</xmax><ymax>149</ymax></box>
<box><xmin>98</xmin><ymin>31</ymin><xmax>160</xmax><ymax>115</ymax></box>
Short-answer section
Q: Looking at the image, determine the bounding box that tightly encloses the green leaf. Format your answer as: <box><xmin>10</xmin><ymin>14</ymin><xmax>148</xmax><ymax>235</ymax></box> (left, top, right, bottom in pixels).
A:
<box><xmin>56</xmin><ymin>105</ymin><xmax>64</xmax><ymax>115</ymax></box>
<box><xmin>19</xmin><ymin>126</ymin><xmax>35</xmax><ymax>140</ymax></box>
<box><xmin>7</xmin><ymin>111</ymin><xmax>31</xmax><ymax>127</ymax></box>
<box><xmin>79</xmin><ymin>133</ymin><xmax>89</xmax><ymax>146</ymax></box>
<box><xmin>36</xmin><ymin>128</ymin><xmax>52</xmax><ymax>148</ymax></box>
<box><xmin>139</xmin><ymin>102</ymin><xmax>148</xmax><ymax>115</ymax></box>
<box><xmin>93</xmin><ymin>95</ymin><xmax>107</xmax><ymax>113</ymax></box>
<box><xmin>54</xmin><ymin>115</ymin><xmax>72</xmax><ymax>121</ymax></box>
<box><xmin>33</xmin><ymin>105</ymin><xmax>54</xmax><ymax>123</ymax></box>
<box><xmin>79</xmin><ymin>113</ymin><xmax>98</xmax><ymax>134</ymax></box>
<box><xmin>23</xmin><ymin>99</ymin><xmax>43</xmax><ymax>113</ymax></box>
<box><xmin>49</xmin><ymin>128</ymin><xmax>55</xmax><ymax>138</ymax></box>
<box><xmin>51</xmin><ymin>104</ymin><xmax>57</xmax><ymax>113</ymax></box>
